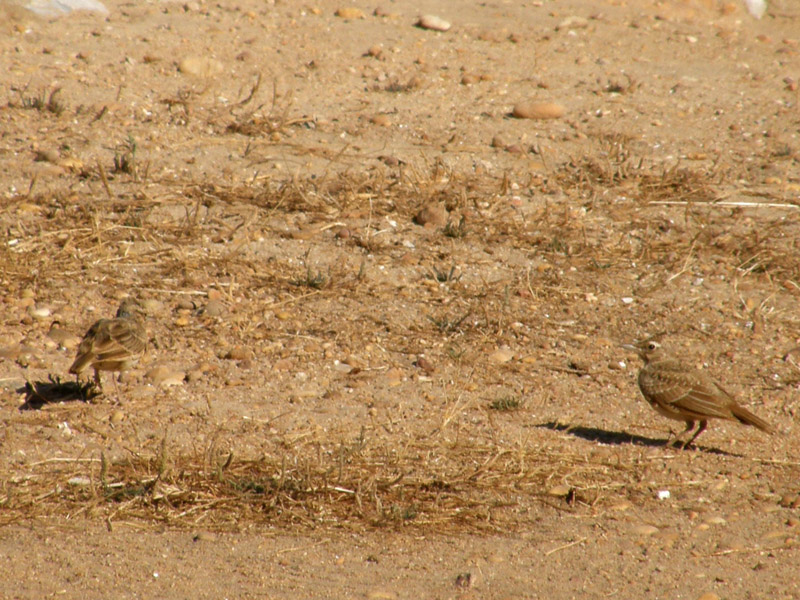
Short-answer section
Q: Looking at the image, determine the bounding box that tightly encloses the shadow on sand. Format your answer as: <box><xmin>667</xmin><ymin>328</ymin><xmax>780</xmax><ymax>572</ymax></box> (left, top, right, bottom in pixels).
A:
<box><xmin>17</xmin><ymin>375</ymin><xmax>100</xmax><ymax>410</ymax></box>
<box><xmin>537</xmin><ymin>421</ymin><xmax>739</xmax><ymax>457</ymax></box>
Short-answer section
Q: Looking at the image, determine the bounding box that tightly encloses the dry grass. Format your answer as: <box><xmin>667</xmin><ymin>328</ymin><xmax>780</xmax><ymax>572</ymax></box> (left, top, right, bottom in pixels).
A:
<box><xmin>2</xmin><ymin>137</ymin><xmax>799</xmax><ymax>534</ymax></box>
<box><xmin>0</xmin><ymin>433</ymin><xmax>642</xmax><ymax>532</ymax></box>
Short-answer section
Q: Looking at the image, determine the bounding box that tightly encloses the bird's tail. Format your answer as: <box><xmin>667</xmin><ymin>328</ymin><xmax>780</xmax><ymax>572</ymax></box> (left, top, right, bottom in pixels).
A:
<box><xmin>731</xmin><ymin>404</ymin><xmax>775</xmax><ymax>434</ymax></box>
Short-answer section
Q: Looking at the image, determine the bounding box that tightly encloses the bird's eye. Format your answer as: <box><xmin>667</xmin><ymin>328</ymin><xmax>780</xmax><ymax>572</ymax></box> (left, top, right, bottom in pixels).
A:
<box><xmin>648</xmin><ymin>342</ymin><xmax>658</xmax><ymax>350</ymax></box>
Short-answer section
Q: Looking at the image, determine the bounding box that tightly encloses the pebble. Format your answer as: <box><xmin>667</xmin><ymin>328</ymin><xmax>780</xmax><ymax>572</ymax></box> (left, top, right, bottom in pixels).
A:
<box><xmin>28</xmin><ymin>305</ymin><xmax>51</xmax><ymax>320</ymax></box>
<box><xmin>512</xmin><ymin>101</ymin><xmax>565</xmax><ymax>120</ymax></box>
<box><xmin>489</xmin><ymin>348</ymin><xmax>514</xmax><ymax>364</ymax></box>
<box><xmin>193</xmin><ymin>531</ymin><xmax>218</xmax><ymax>542</ymax></box>
<box><xmin>47</xmin><ymin>325</ymin><xmax>80</xmax><ymax>349</ymax></box>
<box><xmin>696</xmin><ymin>594</ymin><xmax>720</xmax><ymax>600</ymax></box>
<box><xmin>110</xmin><ymin>410</ymin><xmax>125</xmax><ymax>424</ymax></box>
<box><xmin>145</xmin><ymin>366</ymin><xmax>186</xmax><ymax>386</ymax></box>
<box><xmin>632</xmin><ymin>524</ymin><xmax>660</xmax><ymax>536</ymax></box>
<box><xmin>417</xmin><ymin>14</ymin><xmax>451</xmax><ymax>32</ymax></box>
<box><xmin>413</xmin><ymin>203</ymin><xmax>448</xmax><ymax>227</ymax></box>
<box><xmin>547</xmin><ymin>484</ymin><xmax>570</xmax><ymax>497</ymax></box>
<box><xmin>370</xmin><ymin>114</ymin><xmax>391</xmax><ymax>127</ymax></box>
<box><xmin>203</xmin><ymin>299</ymin><xmax>226</xmax><ymax>316</ymax></box>
<box><xmin>179</xmin><ymin>56</ymin><xmax>224</xmax><ymax>77</ymax></box>
<box><xmin>491</xmin><ymin>134</ymin><xmax>508</xmax><ymax>149</ymax></box>
<box><xmin>225</xmin><ymin>346</ymin><xmax>252</xmax><ymax>361</ymax></box>
<box><xmin>335</xmin><ymin>7</ymin><xmax>365</xmax><ymax>19</ymax></box>
<box><xmin>555</xmin><ymin>16</ymin><xmax>589</xmax><ymax>31</ymax></box>
<box><xmin>415</xmin><ymin>356</ymin><xmax>435</xmax><ymax>374</ymax></box>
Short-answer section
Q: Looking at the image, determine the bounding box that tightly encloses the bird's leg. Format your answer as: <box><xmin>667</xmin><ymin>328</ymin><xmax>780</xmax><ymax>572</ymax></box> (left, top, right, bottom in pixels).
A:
<box><xmin>93</xmin><ymin>369</ymin><xmax>103</xmax><ymax>391</ymax></box>
<box><xmin>669</xmin><ymin>420</ymin><xmax>695</xmax><ymax>448</ymax></box>
<box><xmin>682</xmin><ymin>420</ymin><xmax>708</xmax><ymax>450</ymax></box>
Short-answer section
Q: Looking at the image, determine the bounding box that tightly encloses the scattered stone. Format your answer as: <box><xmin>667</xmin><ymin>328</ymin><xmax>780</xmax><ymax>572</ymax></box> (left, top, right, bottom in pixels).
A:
<box><xmin>632</xmin><ymin>524</ymin><xmax>660</xmax><ymax>536</ymax></box>
<box><xmin>417</xmin><ymin>14</ymin><xmax>451</xmax><ymax>32</ymax></box>
<box><xmin>512</xmin><ymin>101</ymin><xmax>565</xmax><ymax>120</ymax></box>
<box><xmin>547</xmin><ymin>484</ymin><xmax>571</xmax><ymax>497</ymax></box>
<box><xmin>179</xmin><ymin>56</ymin><xmax>224</xmax><ymax>77</ymax></box>
<box><xmin>489</xmin><ymin>348</ymin><xmax>515</xmax><ymax>363</ymax></box>
<box><xmin>461</xmin><ymin>73</ymin><xmax>481</xmax><ymax>85</ymax></box>
<box><xmin>413</xmin><ymin>203</ymin><xmax>448</xmax><ymax>227</ymax></box>
<box><xmin>696</xmin><ymin>593</ymin><xmax>720</xmax><ymax>600</ymax></box>
<box><xmin>28</xmin><ymin>305</ymin><xmax>51</xmax><ymax>320</ymax></box>
<box><xmin>146</xmin><ymin>366</ymin><xmax>185</xmax><ymax>386</ymax></box>
<box><xmin>555</xmin><ymin>16</ymin><xmax>590</xmax><ymax>31</ymax></box>
<box><xmin>47</xmin><ymin>324</ymin><xmax>80</xmax><ymax>349</ymax></box>
<box><xmin>203</xmin><ymin>299</ymin><xmax>226</xmax><ymax>316</ymax></box>
<box><xmin>193</xmin><ymin>531</ymin><xmax>218</xmax><ymax>542</ymax></box>
<box><xmin>366</xmin><ymin>45</ymin><xmax>383</xmax><ymax>58</ymax></box>
<box><xmin>225</xmin><ymin>346</ymin><xmax>252</xmax><ymax>361</ymax></box>
<box><xmin>370</xmin><ymin>114</ymin><xmax>391</xmax><ymax>127</ymax></box>
<box><xmin>491</xmin><ymin>134</ymin><xmax>508</xmax><ymax>149</ymax></box>
<box><xmin>415</xmin><ymin>356</ymin><xmax>435</xmax><ymax>374</ymax></box>
<box><xmin>110</xmin><ymin>410</ymin><xmax>125</xmax><ymax>424</ymax></box>
<box><xmin>335</xmin><ymin>7</ymin><xmax>365</xmax><ymax>19</ymax></box>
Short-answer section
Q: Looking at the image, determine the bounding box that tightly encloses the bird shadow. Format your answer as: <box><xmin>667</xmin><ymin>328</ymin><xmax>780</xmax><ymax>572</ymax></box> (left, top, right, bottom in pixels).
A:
<box><xmin>17</xmin><ymin>374</ymin><xmax>101</xmax><ymax>410</ymax></box>
<box><xmin>537</xmin><ymin>421</ymin><xmax>740</xmax><ymax>457</ymax></box>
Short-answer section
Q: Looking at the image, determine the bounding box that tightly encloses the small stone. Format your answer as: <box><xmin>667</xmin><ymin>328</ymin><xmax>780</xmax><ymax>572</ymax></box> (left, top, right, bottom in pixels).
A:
<box><xmin>461</xmin><ymin>73</ymin><xmax>480</xmax><ymax>85</ymax></box>
<box><xmin>28</xmin><ymin>305</ymin><xmax>51</xmax><ymax>319</ymax></box>
<box><xmin>555</xmin><ymin>16</ymin><xmax>589</xmax><ymax>31</ymax></box>
<box><xmin>512</xmin><ymin>101</ymin><xmax>565</xmax><ymax>120</ymax></box>
<box><xmin>225</xmin><ymin>346</ymin><xmax>252</xmax><ymax>361</ymax></box>
<box><xmin>47</xmin><ymin>325</ymin><xmax>80</xmax><ymax>349</ymax></box>
<box><xmin>179</xmin><ymin>56</ymin><xmax>224</xmax><ymax>77</ymax></box>
<box><xmin>367</xmin><ymin>590</ymin><xmax>397</xmax><ymax>600</ymax></box>
<box><xmin>193</xmin><ymin>531</ymin><xmax>217</xmax><ymax>542</ymax></box>
<box><xmin>417</xmin><ymin>14</ymin><xmax>451</xmax><ymax>31</ymax></box>
<box><xmin>335</xmin><ymin>7</ymin><xmax>365</xmax><ymax>19</ymax></box>
<box><xmin>145</xmin><ymin>366</ymin><xmax>185</xmax><ymax>386</ymax></box>
<box><xmin>370</xmin><ymin>114</ymin><xmax>391</xmax><ymax>127</ymax></box>
<box><xmin>203</xmin><ymin>299</ymin><xmax>226</xmax><ymax>316</ymax></box>
<box><xmin>491</xmin><ymin>134</ymin><xmax>508</xmax><ymax>149</ymax></box>
<box><xmin>413</xmin><ymin>203</ymin><xmax>448</xmax><ymax>227</ymax></box>
<box><xmin>696</xmin><ymin>594</ymin><xmax>720</xmax><ymax>600</ymax></box>
<box><xmin>110</xmin><ymin>410</ymin><xmax>125</xmax><ymax>424</ymax></box>
<box><xmin>415</xmin><ymin>356</ymin><xmax>435</xmax><ymax>374</ymax></box>
<box><xmin>68</xmin><ymin>476</ymin><xmax>91</xmax><ymax>487</ymax></box>
<box><xmin>547</xmin><ymin>484</ymin><xmax>571</xmax><ymax>497</ymax></box>
<box><xmin>367</xmin><ymin>45</ymin><xmax>383</xmax><ymax>58</ymax></box>
<box><xmin>633</xmin><ymin>524</ymin><xmax>660</xmax><ymax>536</ymax></box>
<box><xmin>489</xmin><ymin>348</ymin><xmax>515</xmax><ymax>363</ymax></box>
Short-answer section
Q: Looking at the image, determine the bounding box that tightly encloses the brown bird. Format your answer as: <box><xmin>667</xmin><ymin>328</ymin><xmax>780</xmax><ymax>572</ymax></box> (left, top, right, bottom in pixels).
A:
<box><xmin>69</xmin><ymin>298</ymin><xmax>147</xmax><ymax>391</ymax></box>
<box><xmin>623</xmin><ymin>336</ymin><xmax>775</xmax><ymax>449</ymax></box>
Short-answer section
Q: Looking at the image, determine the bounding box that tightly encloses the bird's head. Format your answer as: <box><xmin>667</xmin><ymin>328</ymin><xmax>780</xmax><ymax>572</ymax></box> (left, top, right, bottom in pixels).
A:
<box><xmin>622</xmin><ymin>333</ymin><xmax>667</xmax><ymax>364</ymax></box>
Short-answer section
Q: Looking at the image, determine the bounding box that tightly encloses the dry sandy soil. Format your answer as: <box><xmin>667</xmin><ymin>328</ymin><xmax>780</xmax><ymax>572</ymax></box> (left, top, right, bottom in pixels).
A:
<box><xmin>1</xmin><ymin>0</ymin><xmax>800</xmax><ymax>597</ymax></box>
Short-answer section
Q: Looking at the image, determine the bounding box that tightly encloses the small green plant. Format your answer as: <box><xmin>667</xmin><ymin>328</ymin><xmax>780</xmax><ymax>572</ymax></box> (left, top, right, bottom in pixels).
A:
<box><xmin>489</xmin><ymin>396</ymin><xmax>523</xmax><ymax>411</ymax></box>
<box><xmin>427</xmin><ymin>311</ymin><xmax>471</xmax><ymax>333</ymax></box>
<box><xmin>114</xmin><ymin>136</ymin><xmax>137</xmax><ymax>174</ymax></box>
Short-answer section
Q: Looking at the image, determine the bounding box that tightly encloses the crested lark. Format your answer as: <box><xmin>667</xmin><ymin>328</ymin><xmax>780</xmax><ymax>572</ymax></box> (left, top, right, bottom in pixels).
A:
<box><xmin>69</xmin><ymin>298</ymin><xmax>147</xmax><ymax>390</ymax></box>
<box><xmin>623</xmin><ymin>336</ymin><xmax>775</xmax><ymax>449</ymax></box>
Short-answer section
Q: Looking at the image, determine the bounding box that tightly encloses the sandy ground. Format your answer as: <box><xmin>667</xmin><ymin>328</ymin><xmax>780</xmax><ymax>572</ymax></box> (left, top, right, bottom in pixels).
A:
<box><xmin>1</xmin><ymin>0</ymin><xmax>800</xmax><ymax>598</ymax></box>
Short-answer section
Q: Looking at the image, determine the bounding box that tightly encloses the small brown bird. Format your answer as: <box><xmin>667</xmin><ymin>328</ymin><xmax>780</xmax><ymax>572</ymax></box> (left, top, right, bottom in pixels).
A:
<box><xmin>69</xmin><ymin>298</ymin><xmax>147</xmax><ymax>390</ymax></box>
<box><xmin>623</xmin><ymin>336</ymin><xmax>775</xmax><ymax>449</ymax></box>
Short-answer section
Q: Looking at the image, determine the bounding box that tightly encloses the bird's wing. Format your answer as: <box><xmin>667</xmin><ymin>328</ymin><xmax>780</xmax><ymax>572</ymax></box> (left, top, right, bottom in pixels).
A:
<box><xmin>94</xmin><ymin>318</ymin><xmax>146</xmax><ymax>361</ymax></box>
<box><xmin>69</xmin><ymin>319</ymin><xmax>108</xmax><ymax>374</ymax></box>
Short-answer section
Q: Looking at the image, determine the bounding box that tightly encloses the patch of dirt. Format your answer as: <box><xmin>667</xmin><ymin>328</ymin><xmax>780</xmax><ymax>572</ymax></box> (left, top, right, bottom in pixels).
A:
<box><xmin>1</xmin><ymin>0</ymin><xmax>800</xmax><ymax>597</ymax></box>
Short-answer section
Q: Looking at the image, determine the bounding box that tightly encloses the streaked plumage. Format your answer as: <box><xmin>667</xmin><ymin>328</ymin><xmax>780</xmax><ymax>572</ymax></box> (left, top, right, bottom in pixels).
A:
<box><xmin>623</xmin><ymin>337</ymin><xmax>774</xmax><ymax>449</ymax></box>
<box><xmin>69</xmin><ymin>298</ymin><xmax>147</xmax><ymax>389</ymax></box>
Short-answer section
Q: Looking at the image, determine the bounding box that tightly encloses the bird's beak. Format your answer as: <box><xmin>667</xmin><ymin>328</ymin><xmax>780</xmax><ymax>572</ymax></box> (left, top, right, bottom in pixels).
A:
<box><xmin>621</xmin><ymin>343</ymin><xmax>638</xmax><ymax>352</ymax></box>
